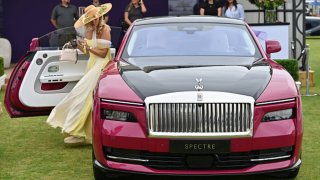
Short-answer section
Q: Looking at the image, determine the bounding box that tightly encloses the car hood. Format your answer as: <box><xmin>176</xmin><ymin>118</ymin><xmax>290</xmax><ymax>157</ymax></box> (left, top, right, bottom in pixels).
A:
<box><xmin>119</xmin><ymin>57</ymin><xmax>271</xmax><ymax>101</ymax></box>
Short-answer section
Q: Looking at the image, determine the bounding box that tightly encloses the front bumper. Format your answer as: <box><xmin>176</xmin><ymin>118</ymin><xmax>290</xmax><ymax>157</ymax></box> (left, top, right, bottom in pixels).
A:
<box><xmin>94</xmin><ymin>118</ymin><xmax>300</xmax><ymax>175</ymax></box>
<box><xmin>93</xmin><ymin>158</ymin><xmax>301</xmax><ymax>176</ymax></box>
<box><xmin>93</xmin><ymin>89</ymin><xmax>304</xmax><ymax>175</ymax></box>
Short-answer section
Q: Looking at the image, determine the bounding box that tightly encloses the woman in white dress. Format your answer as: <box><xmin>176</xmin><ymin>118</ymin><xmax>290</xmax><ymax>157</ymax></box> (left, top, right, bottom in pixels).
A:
<box><xmin>222</xmin><ymin>0</ymin><xmax>245</xmax><ymax>20</ymax></box>
<box><xmin>47</xmin><ymin>3</ymin><xmax>112</xmax><ymax>145</ymax></box>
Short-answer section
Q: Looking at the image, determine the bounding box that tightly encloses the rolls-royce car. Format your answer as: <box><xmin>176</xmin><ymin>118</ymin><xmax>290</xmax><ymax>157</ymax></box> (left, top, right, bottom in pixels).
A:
<box><xmin>5</xmin><ymin>17</ymin><xmax>302</xmax><ymax>179</ymax></box>
<box><xmin>91</xmin><ymin>17</ymin><xmax>302</xmax><ymax>179</ymax></box>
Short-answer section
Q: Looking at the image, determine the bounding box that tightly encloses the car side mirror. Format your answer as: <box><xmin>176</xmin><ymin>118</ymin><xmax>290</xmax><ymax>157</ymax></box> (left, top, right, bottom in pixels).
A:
<box><xmin>29</xmin><ymin>38</ymin><xmax>39</xmax><ymax>51</ymax></box>
<box><xmin>266</xmin><ymin>40</ymin><xmax>281</xmax><ymax>58</ymax></box>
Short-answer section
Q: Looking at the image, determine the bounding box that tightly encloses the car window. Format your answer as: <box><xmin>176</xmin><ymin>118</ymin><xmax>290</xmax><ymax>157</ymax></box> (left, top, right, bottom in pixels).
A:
<box><xmin>311</xmin><ymin>20</ymin><xmax>320</xmax><ymax>28</ymax></box>
<box><xmin>123</xmin><ymin>23</ymin><xmax>261</xmax><ymax>58</ymax></box>
<box><xmin>37</xmin><ymin>27</ymin><xmax>77</xmax><ymax>50</ymax></box>
<box><xmin>306</xmin><ymin>21</ymin><xmax>312</xmax><ymax>30</ymax></box>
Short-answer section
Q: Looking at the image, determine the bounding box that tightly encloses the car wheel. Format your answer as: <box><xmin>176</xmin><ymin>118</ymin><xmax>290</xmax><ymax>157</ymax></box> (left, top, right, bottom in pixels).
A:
<box><xmin>92</xmin><ymin>147</ymin><xmax>128</xmax><ymax>179</ymax></box>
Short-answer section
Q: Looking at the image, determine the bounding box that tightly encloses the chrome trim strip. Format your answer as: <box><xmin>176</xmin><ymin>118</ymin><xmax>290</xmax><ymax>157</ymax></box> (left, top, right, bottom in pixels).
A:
<box><xmin>148</xmin><ymin>132</ymin><xmax>252</xmax><ymax>138</ymax></box>
<box><xmin>101</xmin><ymin>99</ymin><xmax>144</xmax><ymax>106</ymax></box>
<box><xmin>291</xmin><ymin>159</ymin><xmax>302</xmax><ymax>169</ymax></box>
<box><xmin>107</xmin><ymin>155</ymin><xmax>149</xmax><ymax>162</ymax></box>
<box><xmin>255</xmin><ymin>98</ymin><xmax>295</xmax><ymax>106</ymax></box>
<box><xmin>94</xmin><ymin>160</ymin><xmax>107</xmax><ymax>170</ymax></box>
<box><xmin>250</xmin><ymin>155</ymin><xmax>291</xmax><ymax>162</ymax></box>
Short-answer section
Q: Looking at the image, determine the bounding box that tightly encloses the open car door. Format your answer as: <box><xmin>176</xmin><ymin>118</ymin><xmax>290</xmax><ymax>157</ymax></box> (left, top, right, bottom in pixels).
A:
<box><xmin>4</xmin><ymin>27</ymin><xmax>90</xmax><ymax>118</ymax></box>
<box><xmin>5</xmin><ymin>26</ymin><xmax>120</xmax><ymax>118</ymax></box>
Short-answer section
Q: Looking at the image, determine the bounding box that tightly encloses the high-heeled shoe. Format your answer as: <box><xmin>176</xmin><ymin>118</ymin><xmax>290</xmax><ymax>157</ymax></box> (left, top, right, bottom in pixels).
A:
<box><xmin>64</xmin><ymin>136</ymin><xmax>86</xmax><ymax>146</ymax></box>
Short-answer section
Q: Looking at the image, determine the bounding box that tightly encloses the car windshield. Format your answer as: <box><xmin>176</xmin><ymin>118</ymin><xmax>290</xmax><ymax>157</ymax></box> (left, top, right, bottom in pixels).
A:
<box><xmin>122</xmin><ymin>23</ymin><xmax>261</xmax><ymax>58</ymax></box>
<box><xmin>37</xmin><ymin>27</ymin><xmax>77</xmax><ymax>50</ymax></box>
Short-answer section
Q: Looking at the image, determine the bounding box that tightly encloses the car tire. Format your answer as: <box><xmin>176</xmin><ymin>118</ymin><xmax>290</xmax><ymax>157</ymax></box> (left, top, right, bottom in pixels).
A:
<box><xmin>92</xmin><ymin>147</ymin><xmax>128</xmax><ymax>180</ymax></box>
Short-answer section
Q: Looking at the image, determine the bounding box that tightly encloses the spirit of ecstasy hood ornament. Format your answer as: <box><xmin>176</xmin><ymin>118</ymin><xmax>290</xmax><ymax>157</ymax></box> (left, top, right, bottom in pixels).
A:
<box><xmin>195</xmin><ymin>78</ymin><xmax>204</xmax><ymax>101</ymax></box>
<box><xmin>195</xmin><ymin>78</ymin><xmax>204</xmax><ymax>91</ymax></box>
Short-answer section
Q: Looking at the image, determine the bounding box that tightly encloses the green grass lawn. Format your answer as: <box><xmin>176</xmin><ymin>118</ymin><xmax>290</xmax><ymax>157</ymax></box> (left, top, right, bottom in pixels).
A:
<box><xmin>1</xmin><ymin>38</ymin><xmax>320</xmax><ymax>179</ymax></box>
<box><xmin>0</xmin><ymin>92</ymin><xmax>92</xmax><ymax>179</ymax></box>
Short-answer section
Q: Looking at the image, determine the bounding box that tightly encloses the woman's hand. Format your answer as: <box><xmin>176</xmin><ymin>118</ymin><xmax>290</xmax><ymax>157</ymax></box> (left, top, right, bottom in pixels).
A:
<box><xmin>77</xmin><ymin>39</ymin><xmax>86</xmax><ymax>46</ymax></box>
<box><xmin>140</xmin><ymin>0</ymin><xmax>147</xmax><ymax>13</ymax></box>
<box><xmin>76</xmin><ymin>39</ymin><xmax>89</xmax><ymax>54</ymax></box>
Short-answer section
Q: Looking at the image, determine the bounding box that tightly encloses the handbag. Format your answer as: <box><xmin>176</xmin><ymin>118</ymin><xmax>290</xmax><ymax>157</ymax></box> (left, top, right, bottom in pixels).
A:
<box><xmin>59</xmin><ymin>43</ymin><xmax>78</xmax><ymax>63</ymax></box>
<box><xmin>120</xmin><ymin>18</ymin><xmax>129</xmax><ymax>32</ymax></box>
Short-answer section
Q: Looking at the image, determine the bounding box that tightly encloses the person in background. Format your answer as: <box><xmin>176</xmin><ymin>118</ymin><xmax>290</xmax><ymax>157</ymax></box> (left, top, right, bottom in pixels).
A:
<box><xmin>193</xmin><ymin>0</ymin><xmax>204</xmax><ymax>15</ymax></box>
<box><xmin>103</xmin><ymin>13</ymin><xmax>109</xmax><ymax>24</ymax></box>
<box><xmin>51</xmin><ymin>0</ymin><xmax>78</xmax><ymax>29</ymax></box>
<box><xmin>124</xmin><ymin>0</ymin><xmax>147</xmax><ymax>30</ymax></box>
<box><xmin>200</xmin><ymin>0</ymin><xmax>221</xmax><ymax>16</ymax></box>
<box><xmin>47</xmin><ymin>3</ymin><xmax>113</xmax><ymax>145</ymax></box>
<box><xmin>51</xmin><ymin>0</ymin><xmax>79</xmax><ymax>46</ymax></box>
<box><xmin>92</xmin><ymin>0</ymin><xmax>100</xmax><ymax>7</ymax></box>
<box><xmin>223</xmin><ymin>0</ymin><xmax>245</xmax><ymax>20</ymax></box>
<box><xmin>217</xmin><ymin>0</ymin><xmax>227</xmax><ymax>9</ymax></box>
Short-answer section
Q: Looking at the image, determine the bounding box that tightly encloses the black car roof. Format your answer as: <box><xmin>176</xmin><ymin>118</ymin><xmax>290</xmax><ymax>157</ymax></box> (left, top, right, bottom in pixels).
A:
<box><xmin>133</xmin><ymin>16</ymin><xmax>245</xmax><ymax>26</ymax></box>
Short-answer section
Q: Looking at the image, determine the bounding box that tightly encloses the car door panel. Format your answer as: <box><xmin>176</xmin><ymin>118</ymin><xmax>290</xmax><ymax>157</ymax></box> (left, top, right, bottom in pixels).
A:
<box><xmin>5</xmin><ymin>50</ymin><xmax>89</xmax><ymax>117</ymax></box>
<box><xmin>4</xmin><ymin>25</ymin><xmax>118</xmax><ymax>118</ymax></box>
<box><xmin>19</xmin><ymin>50</ymin><xmax>88</xmax><ymax>108</ymax></box>
<box><xmin>5</xmin><ymin>52</ymin><xmax>52</xmax><ymax>117</ymax></box>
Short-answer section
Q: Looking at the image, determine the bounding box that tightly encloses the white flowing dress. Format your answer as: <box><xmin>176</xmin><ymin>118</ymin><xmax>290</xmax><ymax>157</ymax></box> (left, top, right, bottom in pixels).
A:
<box><xmin>47</xmin><ymin>38</ymin><xmax>111</xmax><ymax>143</ymax></box>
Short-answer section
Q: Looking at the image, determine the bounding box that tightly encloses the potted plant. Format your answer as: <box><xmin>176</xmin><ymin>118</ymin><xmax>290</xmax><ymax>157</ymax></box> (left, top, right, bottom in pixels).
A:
<box><xmin>248</xmin><ymin>0</ymin><xmax>286</xmax><ymax>23</ymax></box>
<box><xmin>275</xmin><ymin>59</ymin><xmax>301</xmax><ymax>90</ymax></box>
<box><xmin>0</xmin><ymin>57</ymin><xmax>6</xmax><ymax>91</ymax></box>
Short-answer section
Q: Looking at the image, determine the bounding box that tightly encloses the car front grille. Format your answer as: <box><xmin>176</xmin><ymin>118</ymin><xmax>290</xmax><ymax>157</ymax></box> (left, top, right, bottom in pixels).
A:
<box><xmin>149</xmin><ymin>103</ymin><xmax>251</xmax><ymax>133</ymax></box>
<box><xmin>103</xmin><ymin>147</ymin><xmax>293</xmax><ymax>170</ymax></box>
<box><xmin>145</xmin><ymin>92</ymin><xmax>254</xmax><ymax>138</ymax></box>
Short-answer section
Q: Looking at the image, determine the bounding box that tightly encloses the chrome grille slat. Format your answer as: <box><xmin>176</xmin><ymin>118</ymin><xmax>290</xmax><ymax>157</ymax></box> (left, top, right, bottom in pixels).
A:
<box><xmin>161</xmin><ymin>104</ymin><xmax>168</xmax><ymax>132</ymax></box>
<box><xmin>222</xmin><ymin>103</ymin><xmax>225</xmax><ymax>132</ymax></box>
<box><xmin>236</xmin><ymin>104</ymin><xmax>239</xmax><ymax>132</ymax></box>
<box><xmin>172</xmin><ymin>104</ymin><xmax>175</xmax><ymax>132</ymax></box>
<box><xmin>198</xmin><ymin>104</ymin><xmax>202</xmax><ymax>132</ymax></box>
<box><xmin>168</xmin><ymin>104</ymin><xmax>171</xmax><ymax>131</ymax></box>
<box><xmin>212</xmin><ymin>104</ymin><xmax>216</xmax><ymax>132</ymax></box>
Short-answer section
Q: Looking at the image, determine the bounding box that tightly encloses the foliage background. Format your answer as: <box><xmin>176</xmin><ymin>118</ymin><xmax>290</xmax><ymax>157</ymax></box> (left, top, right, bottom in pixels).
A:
<box><xmin>0</xmin><ymin>57</ymin><xmax>4</xmax><ymax>76</ymax></box>
<box><xmin>275</xmin><ymin>59</ymin><xmax>299</xmax><ymax>81</ymax></box>
<box><xmin>248</xmin><ymin>0</ymin><xmax>286</xmax><ymax>10</ymax></box>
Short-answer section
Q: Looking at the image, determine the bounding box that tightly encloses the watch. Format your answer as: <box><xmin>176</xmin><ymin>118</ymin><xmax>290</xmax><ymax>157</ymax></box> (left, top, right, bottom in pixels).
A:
<box><xmin>86</xmin><ymin>46</ymin><xmax>93</xmax><ymax>52</ymax></box>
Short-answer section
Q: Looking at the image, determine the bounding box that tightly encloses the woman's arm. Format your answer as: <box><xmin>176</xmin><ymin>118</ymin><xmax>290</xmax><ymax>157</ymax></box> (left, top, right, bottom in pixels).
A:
<box><xmin>85</xmin><ymin>26</ymin><xmax>111</xmax><ymax>58</ymax></box>
<box><xmin>218</xmin><ymin>7</ymin><xmax>222</xmax><ymax>16</ymax></box>
<box><xmin>86</xmin><ymin>46</ymin><xmax>109</xmax><ymax>59</ymax></box>
<box><xmin>239</xmin><ymin>5</ymin><xmax>245</xmax><ymax>21</ymax></box>
<box><xmin>200</xmin><ymin>8</ymin><xmax>205</xmax><ymax>16</ymax></box>
<box><xmin>76</xmin><ymin>39</ymin><xmax>89</xmax><ymax>55</ymax></box>
<box><xmin>124</xmin><ymin>11</ymin><xmax>132</xmax><ymax>26</ymax></box>
<box><xmin>140</xmin><ymin>0</ymin><xmax>147</xmax><ymax>13</ymax></box>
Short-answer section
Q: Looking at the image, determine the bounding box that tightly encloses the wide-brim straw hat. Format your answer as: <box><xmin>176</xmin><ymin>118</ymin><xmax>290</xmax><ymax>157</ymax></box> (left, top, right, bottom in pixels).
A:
<box><xmin>74</xmin><ymin>3</ymin><xmax>112</xmax><ymax>28</ymax></box>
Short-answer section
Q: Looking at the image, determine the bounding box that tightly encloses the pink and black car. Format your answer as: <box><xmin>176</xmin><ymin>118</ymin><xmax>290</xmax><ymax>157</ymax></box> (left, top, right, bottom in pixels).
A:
<box><xmin>5</xmin><ymin>17</ymin><xmax>302</xmax><ymax>179</ymax></box>
<box><xmin>92</xmin><ymin>17</ymin><xmax>302</xmax><ymax>179</ymax></box>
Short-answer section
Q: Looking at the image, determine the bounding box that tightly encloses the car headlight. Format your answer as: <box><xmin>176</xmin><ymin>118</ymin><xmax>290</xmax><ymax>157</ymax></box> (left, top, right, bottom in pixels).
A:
<box><xmin>262</xmin><ymin>109</ymin><xmax>294</xmax><ymax>122</ymax></box>
<box><xmin>101</xmin><ymin>109</ymin><xmax>137</xmax><ymax>122</ymax></box>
